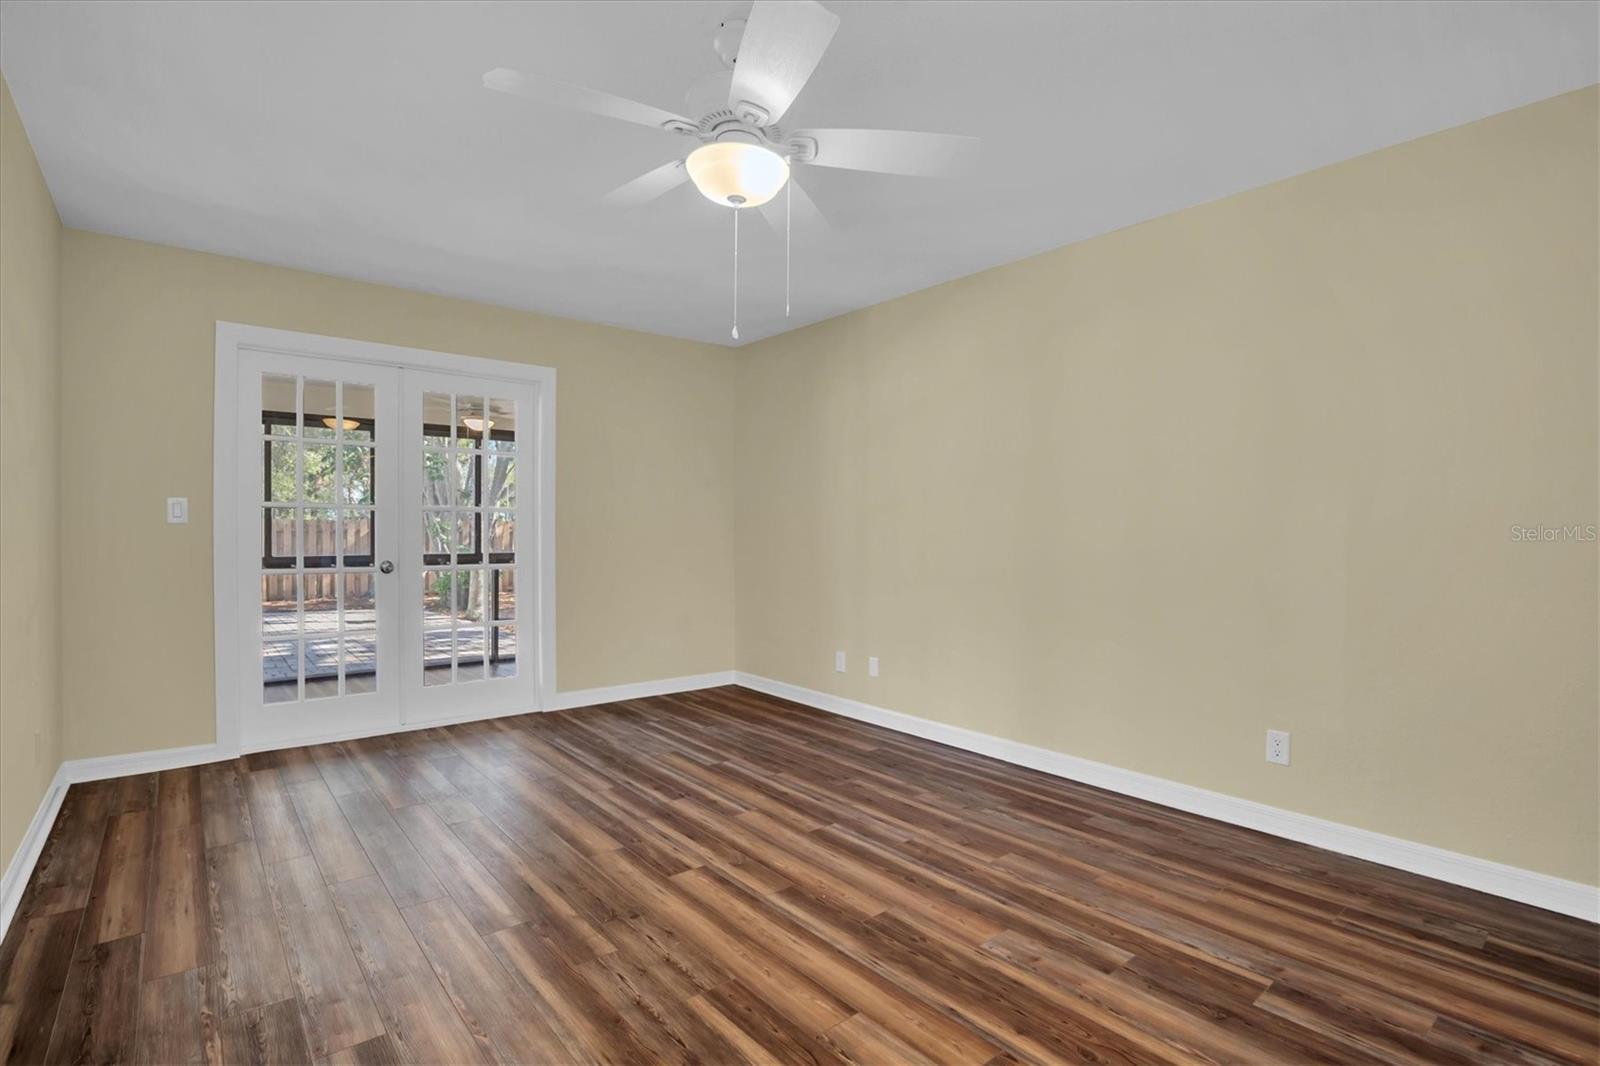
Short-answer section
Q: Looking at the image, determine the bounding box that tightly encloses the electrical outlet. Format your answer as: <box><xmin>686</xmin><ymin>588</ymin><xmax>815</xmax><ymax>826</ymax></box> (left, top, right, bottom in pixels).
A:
<box><xmin>835</xmin><ymin>651</ymin><xmax>846</xmax><ymax>673</ymax></box>
<box><xmin>1266</xmin><ymin>730</ymin><xmax>1291</xmax><ymax>766</ymax></box>
<box><xmin>867</xmin><ymin>656</ymin><xmax>879</xmax><ymax>678</ymax></box>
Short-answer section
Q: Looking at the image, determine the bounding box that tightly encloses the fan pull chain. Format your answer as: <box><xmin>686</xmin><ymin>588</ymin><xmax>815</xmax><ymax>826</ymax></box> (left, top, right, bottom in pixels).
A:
<box><xmin>731</xmin><ymin>205</ymin><xmax>740</xmax><ymax>341</ymax></box>
<box><xmin>785</xmin><ymin>179</ymin><xmax>792</xmax><ymax>318</ymax></box>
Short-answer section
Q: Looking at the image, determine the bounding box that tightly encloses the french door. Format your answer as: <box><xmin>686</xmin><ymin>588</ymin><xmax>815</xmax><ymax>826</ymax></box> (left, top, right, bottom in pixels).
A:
<box><xmin>234</xmin><ymin>347</ymin><xmax>541</xmax><ymax>751</ymax></box>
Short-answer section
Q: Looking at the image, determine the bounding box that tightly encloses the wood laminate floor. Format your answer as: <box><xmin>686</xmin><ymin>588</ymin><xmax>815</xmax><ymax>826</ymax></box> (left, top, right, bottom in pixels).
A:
<box><xmin>0</xmin><ymin>686</ymin><xmax>1595</xmax><ymax>1065</ymax></box>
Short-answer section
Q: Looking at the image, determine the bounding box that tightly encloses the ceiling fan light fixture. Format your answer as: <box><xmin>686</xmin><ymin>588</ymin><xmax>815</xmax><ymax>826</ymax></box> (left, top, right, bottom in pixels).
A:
<box><xmin>685</xmin><ymin>142</ymin><xmax>789</xmax><ymax>208</ymax></box>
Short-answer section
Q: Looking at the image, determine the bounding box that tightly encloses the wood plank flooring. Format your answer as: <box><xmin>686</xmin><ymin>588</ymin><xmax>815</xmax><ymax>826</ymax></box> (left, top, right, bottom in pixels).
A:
<box><xmin>1</xmin><ymin>685</ymin><xmax>1595</xmax><ymax>1064</ymax></box>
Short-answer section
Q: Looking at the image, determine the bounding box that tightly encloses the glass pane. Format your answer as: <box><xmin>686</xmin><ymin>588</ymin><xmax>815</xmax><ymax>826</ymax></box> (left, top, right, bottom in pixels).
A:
<box><xmin>342</xmin><ymin>573</ymin><xmax>375</xmax><ymax>632</ymax></box>
<box><xmin>454</xmin><ymin>512</ymin><xmax>476</xmax><ymax>557</ymax></box>
<box><xmin>262</xmin><ymin>574</ymin><xmax>298</xmax><ymax>638</ymax></box>
<box><xmin>305</xmin><ymin>638</ymin><xmax>340</xmax><ymax>699</ymax></box>
<box><xmin>263</xmin><ymin>374</ymin><xmax>298</xmax><ymax>436</ymax></box>
<box><xmin>265</xmin><ymin>507</ymin><xmax>297</xmax><ymax>563</ymax></box>
<box><xmin>341</xmin><ymin>446</ymin><xmax>374</xmax><ymax>505</ymax></box>
<box><xmin>423</xmin><ymin>511</ymin><xmax>452</xmax><ymax>558</ymax></box>
<box><xmin>265</xmin><ymin>441</ymin><xmax>297</xmax><ymax>502</ymax></box>
<box><xmin>344</xmin><ymin>383</ymin><xmax>375</xmax><ymax>443</ymax></box>
<box><xmin>487</xmin><ymin>397</ymin><xmax>517</xmax><ymax>447</ymax></box>
<box><xmin>303</xmin><ymin>572</ymin><xmax>338</xmax><ymax>639</ymax></box>
<box><xmin>454</xmin><ymin>569</ymin><xmax>487</xmax><ymax>625</ymax></box>
<box><xmin>344</xmin><ymin>636</ymin><xmax>377</xmax><ymax>694</ymax></box>
<box><xmin>453</xmin><ymin>453</ymin><xmax>477</xmax><ymax>506</ymax></box>
<box><xmin>491</xmin><ymin>568</ymin><xmax>515</xmax><ymax>622</ymax></box>
<box><xmin>486</xmin><ymin>455</ymin><xmax>514</xmax><ymax>508</ymax></box>
<box><xmin>488</xmin><ymin>511</ymin><xmax>514</xmax><ymax>554</ymax></box>
<box><xmin>423</xmin><ymin>449</ymin><xmax>450</xmax><ymax>506</ymax></box>
<box><xmin>304</xmin><ymin>380</ymin><xmax>338</xmax><ymax>439</ymax></box>
<box><xmin>341</xmin><ymin>510</ymin><xmax>373</xmax><ymax>563</ymax></box>
<box><xmin>423</xmin><ymin>392</ymin><xmax>452</xmax><ymax>446</ymax></box>
<box><xmin>491</xmin><ymin>625</ymin><xmax>517</xmax><ymax>679</ymax></box>
<box><xmin>303</xmin><ymin>444</ymin><xmax>337</xmax><ymax>503</ymax></box>
<box><xmin>456</xmin><ymin>627</ymin><xmax>485</xmax><ymax>682</ymax></box>
<box><xmin>471</xmin><ymin>568</ymin><xmax>489</xmax><ymax>624</ymax></box>
<box><xmin>458</xmin><ymin>396</ymin><xmax>487</xmax><ymax>448</ymax></box>
<box><xmin>423</xmin><ymin>630</ymin><xmax>452</xmax><ymax>685</ymax></box>
<box><xmin>427</xmin><ymin>568</ymin><xmax>474</xmax><ymax>625</ymax></box>
<box><xmin>421</xmin><ymin>569</ymin><xmax>452</xmax><ymax>627</ymax></box>
<box><xmin>303</xmin><ymin>509</ymin><xmax>337</xmax><ymax>567</ymax></box>
<box><xmin>263</xmin><ymin>640</ymin><xmax>298</xmax><ymax>703</ymax></box>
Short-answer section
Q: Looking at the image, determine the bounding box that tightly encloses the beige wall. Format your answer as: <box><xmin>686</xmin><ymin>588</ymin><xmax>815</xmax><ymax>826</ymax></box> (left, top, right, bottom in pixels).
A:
<box><xmin>735</xmin><ymin>88</ymin><xmax>1599</xmax><ymax>885</ymax></box>
<box><xmin>0</xmin><ymin>76</ymin><xmax>63</xmax><ymax>869</ymax></box>
<box><xmin>59</xmin><ymin>233</ymin><xmax>737</xmax><ymax>761</ymax></box>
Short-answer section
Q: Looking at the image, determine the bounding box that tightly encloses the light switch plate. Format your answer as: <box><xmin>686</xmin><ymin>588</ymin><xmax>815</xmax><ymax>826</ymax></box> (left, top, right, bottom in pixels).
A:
<box><xmin>166</xmin><ymin>497</ymin><xmax>189</xmax><ymax>524</ymax></box>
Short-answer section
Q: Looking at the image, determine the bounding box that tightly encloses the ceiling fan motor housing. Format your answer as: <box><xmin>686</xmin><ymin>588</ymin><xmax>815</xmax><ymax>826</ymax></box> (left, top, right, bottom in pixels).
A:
<box><xmin>709</xmin><ymin>120</ymin><xmax>766</xmax><ymax>147</ymax></box>
<box><xmin>667</xmin><ymin>100</ymin><xmax>793</xmax><ymax>156</ymax></box>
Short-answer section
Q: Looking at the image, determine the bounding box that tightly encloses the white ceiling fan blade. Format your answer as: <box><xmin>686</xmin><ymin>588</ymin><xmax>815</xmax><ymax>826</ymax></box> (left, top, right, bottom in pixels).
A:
<box><xmin>791</xmin><ymin>128</ymin><xmax>980</xmax><ymax>178</ymax></box>
<box><xmin>601</xmin><ymin>159</ymin><xmax>689</xmax><ymax>207</ymax></box>
<box><xmin>728</xmin><ymin>0</ymin><xmax>840</xmax><ymax>125</ymax></box>
<box><xmin>483</xmin><ymin>67</ymin><xmax>695</xmax><ymax>134</ymax></box>
<box><xmin>759</xmin><ymin>177</ymin><xmax>831</xmax><ymax>236</ymax></box>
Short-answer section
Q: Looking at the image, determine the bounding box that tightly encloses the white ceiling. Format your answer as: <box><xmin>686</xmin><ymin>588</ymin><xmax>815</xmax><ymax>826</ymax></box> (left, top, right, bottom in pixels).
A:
<box><xmin>3</xmin><ymin>1</ymin><xmax>1595</xmax><ymax>346</ymax></box>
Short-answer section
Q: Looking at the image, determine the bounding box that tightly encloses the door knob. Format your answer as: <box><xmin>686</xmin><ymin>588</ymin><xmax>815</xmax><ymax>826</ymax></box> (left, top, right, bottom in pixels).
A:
<box><xmin>379</xmin><ymin>560</ymin><xmax>394</xmax><ymax>574</ymax></box>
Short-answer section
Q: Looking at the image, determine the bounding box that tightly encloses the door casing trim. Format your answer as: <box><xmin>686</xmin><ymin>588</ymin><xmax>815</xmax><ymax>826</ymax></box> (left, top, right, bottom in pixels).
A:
<box><xmin>213</xmin><ymin>321</ymin><xmax>557</xmax><ymax>755</ymax></box>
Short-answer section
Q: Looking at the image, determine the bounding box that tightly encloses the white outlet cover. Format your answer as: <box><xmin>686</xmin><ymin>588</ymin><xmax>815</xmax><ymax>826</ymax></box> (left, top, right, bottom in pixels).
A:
<box><xmin>868</xmin><ymin>656</ymin><xmax>879</xmax><ymax>677</ymax></box>
<box><xmin>1266</xmin><ymin>729</ymin><xmax>1291</xmax><ymax>765</ymax></box>
<box><xmin>835</xmin><ymin>651</ymin><xmax>846</xmax><ymax>673</ymax></box>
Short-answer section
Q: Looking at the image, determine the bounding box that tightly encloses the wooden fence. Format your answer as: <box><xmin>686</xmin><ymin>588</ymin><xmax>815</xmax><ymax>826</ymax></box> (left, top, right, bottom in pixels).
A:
<box><xmin>263</xmin><ymin>516</ymin><xmax>371</xmax><ymax>603</ymax></box>
<box><xmin>261</xmin><ymin>515</ymin><xmax>514</xmax><ymax>606</ymax></box>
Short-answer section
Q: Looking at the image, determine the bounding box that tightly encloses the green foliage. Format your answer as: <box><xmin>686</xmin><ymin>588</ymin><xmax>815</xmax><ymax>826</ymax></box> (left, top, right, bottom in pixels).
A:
<box><xmin>268</xmin><ymin>441</ymin><xmax>372</xmax><ymax>504</ymax></box>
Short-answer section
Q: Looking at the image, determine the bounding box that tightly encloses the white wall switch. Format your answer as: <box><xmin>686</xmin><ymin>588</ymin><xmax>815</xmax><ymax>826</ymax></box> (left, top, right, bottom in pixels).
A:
<box><xmin>1266</xmin><ymin>730</ymin><xmax>1291</xmax><ymax>765</ymax></box>
<box><xmin>835</xmin><ymin>651</ymin><xmax>846</xmax><ymax>673</ymax></box>
<box><xmin>868</xmin><ymin>656</ymin><xmax>879</xmax><ymax>677</ymax></box>
<box><xmin>166</xmin><ymin>497</ymin><xmax>189</xmax><ymax>524</ymax></box>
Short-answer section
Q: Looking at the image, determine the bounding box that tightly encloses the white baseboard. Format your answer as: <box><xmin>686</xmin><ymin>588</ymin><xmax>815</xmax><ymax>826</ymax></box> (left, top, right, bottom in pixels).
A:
<box><xmin>24</xmin><ymin>666</ymin><xmax>1583</xmax><ymax>926</ymax></box>
<box><xmin>0</xmin><ymin>764</ymin><xmax>67</xmax><ymax>942</ymax></box>
<box><xmin>548</xmin><ymin>671</ymin><xmax>737</xmax><ymax>711</ymax></box>
<box><xmin>62</xmin><ymin>742</ymin><xmax>224</xmax><ymax>783</ymax></box>
<box><xmin>734</xmin><ymin>672</ymin><xmax>1599</xmax><ymax>923</ymax></box>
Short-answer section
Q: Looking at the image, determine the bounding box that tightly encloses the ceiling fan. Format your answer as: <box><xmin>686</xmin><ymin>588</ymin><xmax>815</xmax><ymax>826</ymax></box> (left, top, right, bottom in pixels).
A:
<box><xmin>483</xmin><ymin>0</ymin><xmax>979</xmax><ymax>338</ymax></box>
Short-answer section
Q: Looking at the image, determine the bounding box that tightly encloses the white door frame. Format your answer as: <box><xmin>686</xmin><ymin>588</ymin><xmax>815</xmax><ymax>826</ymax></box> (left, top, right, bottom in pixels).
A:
<box><xmin>213</xmin><ymin>321</ymin><xmax>557</xmax><ymax>754</ymax></box>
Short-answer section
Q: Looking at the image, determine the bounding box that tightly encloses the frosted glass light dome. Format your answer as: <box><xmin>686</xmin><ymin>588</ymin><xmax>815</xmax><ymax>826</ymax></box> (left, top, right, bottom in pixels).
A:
<box><xmin>685</xmin><ymin>142</ymin><xmax>789</xmax><ymax>208</ymax></box>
